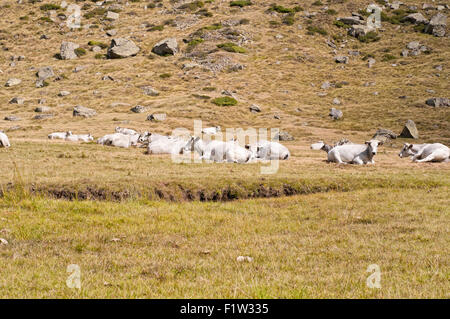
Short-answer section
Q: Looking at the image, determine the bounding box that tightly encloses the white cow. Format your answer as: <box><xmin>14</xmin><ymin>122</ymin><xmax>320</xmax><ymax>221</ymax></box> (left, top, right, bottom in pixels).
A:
<box><xmin>138</xmin><ymin>132</ymin><xmax>168</xmax><ymax>145</ymax></box>
<box><xmin>201</xmin><ymin>126</ymin><xmax>221</xmax><ymax>135</ymax></box>
<box><xmin>327</xmin><ymin>140</ymin><xmax>382</xmax><ymax>164</ymax></box>
<box><xmin>66</xmin><ymin>134</ymin><xmax>94</xmax><ymax>142</ymax></box>
<box><xmin>98</xmin><ymin>133</ymin><xmax>132</xmax><ymax>148</ymax></box>
<box><xmin>48</xmin><ymin>131</ymin><xmax>72</xmax><ymax>140</ymax></box>
<box><xmin>184</xmin><ymin>137</ymin><xmax>253</xmax><ymax>163</ymax></box>
<box><xmin>246</xmin><ymin>140</ymin><xmax>290</xmax><ymax>160</ymax></box>
<box><xmin>115</xmin><ymin>127</ymin><xmax>137</xmax><ymax>135</ymax></box>
<box><xmin>0</xmin><ymin>131</ymin><xmax>11</xmax><ymax>148</ymax></box>
<box><xmin>146</xmin><ymin>136</ymin><xmax>189</xmax><ymax>155</ymax></box>
<box><xmin>399</xmin><ymin>143</ymin><xmax>450</xmax><ymax>163</ymax></box>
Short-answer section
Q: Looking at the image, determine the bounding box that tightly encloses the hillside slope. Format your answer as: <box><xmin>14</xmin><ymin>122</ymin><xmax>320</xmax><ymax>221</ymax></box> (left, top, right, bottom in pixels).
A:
<box><xmin>0</xmin><ymin>0</ymin><xmax>448</xmax><ymax>144</ymax></box>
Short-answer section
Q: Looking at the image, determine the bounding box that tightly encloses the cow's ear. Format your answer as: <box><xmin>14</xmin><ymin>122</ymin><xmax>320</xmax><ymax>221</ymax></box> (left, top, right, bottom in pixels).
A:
<box><xmin>408</xmin><ymin>144</ymin><xmax>414</xmax><ymax>149</ymax></box>
<box><xmin>245</xmin><ymin>144</ymin><xmax>250</xmax><ymax>150</ymax></box>
<box><xmin>378</xmin><ymin>140</ymin><xmax>383</xmax><ymax>146</ymax></box>
<box><xmin>194</xmin><ymin>136</ymin><xmax>200</xmax><ymax>142</ymax></box>
<box><xmin>365</xmin><ymin>141</ymin><xmax>370</xmax><ymax>145</ymax></box>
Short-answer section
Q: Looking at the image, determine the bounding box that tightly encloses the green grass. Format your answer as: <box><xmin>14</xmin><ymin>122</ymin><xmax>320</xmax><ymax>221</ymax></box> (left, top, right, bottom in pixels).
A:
<box><xmin>211</xmin><ymin>96</ymin><xmax>238</xmax><ymax>106</ymax></box>
<box><xmin>217</xmin><ymin>42</ymin><xmax>246</xmax><ymax>53</ymax></box>
<box><xmin>230</xmin><ymin>0</ymin><xmax>252</xmax><ymax>7</ymax></box>
<box><xmin>0</xmin><ymin>186</ymin><xmax>448</xmax><ymax>298</ymax></box>
<box><xmin>40</xmin><ymin>3</ymin><xmax>61</xmax><ymax>11</ymax></box>
<box><xmin>87</xmin><ymin>41</ymin><xmax>108</xmax><ymax>49</ymax></box>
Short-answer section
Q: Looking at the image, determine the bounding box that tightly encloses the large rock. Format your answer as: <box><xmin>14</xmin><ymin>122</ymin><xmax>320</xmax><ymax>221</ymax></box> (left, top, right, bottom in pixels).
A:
<box><xmin>337</xmin><ymin>16</ymin><xmax>365</xmax><ymax>25</ymax></box>
<box><xmin>348</xmin><ymin>25</ymin><xmax>374</xmax><ymax>38</ymax></box>
<box><xmin>329</xmin><ymin>108</ymin><xmax>343</xmax><ymax>120</ymax></box>
<box><xmin>5</xmin><ymin>78</ymin><xmax>21</xmax><ymax>87</ymax></box>
<box><xmin>36</xmin><ymin>66</ymin><xmax>54</xmax><ymax>80</ymax></box>
<box><xmin>142</xmin><ymin>86</ymin><xmax>159</xmax><ymax>96</ymax></box>
<box><xmin>400</xmin><ymin>120</ymin><xmax>419</xmax><ymax>139</ymax></box>
<box><xmin>73</xmin><ymin>105</ymin><xmax>96</xmax><ymax>118</ymax></box>
<box><xmin>372</xmin><ymin>128</ymin><xmax>397</xmax><ymax>143</ymax></box>
<box><xmin>273</xmin><ymin>131</ymin><xmax>294</xmax><ymax>141</ymax></box>
<box><xmin>402</xmin><ymin>13</ymin><xmax>429</xmax><ymax>25</ymax></box>
<box><xmin>105</xmin><ymin>11</ymin><xmax>119</xmax><ymax>20</ymax></box>
<box><xmin>425</xmin><ymin>13</ymin><xmax>447</xmax><ymax>37</ymax></box>
<box><xmin>107</xmin><ymin>38</ymin><xmax>140</xmax><ymax>59</ymax></box>
<box><xmin>152</xmin><ymin>38</ymin><xmax>178</xmax><ymax>56</ymax></box>
<box><xmin>425</xmin><ymin>97</ymin><xmax>450</xmax><ymax>107</ymax></box>
<box><xmin>60</xmin><ymin>41</ymin><xmax>79</xmax><ymax>60</ymax></box>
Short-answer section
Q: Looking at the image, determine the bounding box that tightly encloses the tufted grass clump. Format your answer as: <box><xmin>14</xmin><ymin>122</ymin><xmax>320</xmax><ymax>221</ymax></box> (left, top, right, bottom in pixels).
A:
<box><xmin>74</xmin><ymin>48</ymin><xmax>86</xmax><ymax>57</ymax></box>
<box><xmin>179</xmin><ymin>1</ymin><xmax>204</xmax><ymax>11</ymax></box>
<box><xmin>230</xmin><ymin>0</ymin><xmax>252</xmax><ymax>7</ymax></box>
<box><xmin>212</xmin><ymin>96</ymin><xmax>238</xmax><ymax>106</ymax></box>
<box><xmin>40</xmin><ymin>3</ymin><xmax>61</xmax><ymax>11</ymax></box>
<box><xmin>306</xmin><ymin>26</ymin><xmax>328</xmax><ymax>36</ymax></box>
<box><xmin>217</xmin><ymin>42</ymin><xmax>246</xmax><ymax>53</ymax></box>
<box><xmin>84</xmin><ymin>8</ymin><xmax>107</xmax><ymax>19</ymax></box>
<box><xmin>382</xmin><ymin>54</ymin><xmax>397</xmax><ymax>62</ymax></box>
<box><xmin>88</xmin><ymin>41</ymin><xmax>108</xmax><ymax>49</ymax></box>
<box><xmin>358</xmin><ymin>31</ymin><xmax>381</xmax><ymax>43</ymax></box>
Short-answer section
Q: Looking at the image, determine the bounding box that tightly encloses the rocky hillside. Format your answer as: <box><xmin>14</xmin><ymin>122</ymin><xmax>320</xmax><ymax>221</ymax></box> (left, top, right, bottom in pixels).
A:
<box><xmin>0</xmin><ymin>0</ymin><xmax>449</xmax><ymax>143</ymax></box>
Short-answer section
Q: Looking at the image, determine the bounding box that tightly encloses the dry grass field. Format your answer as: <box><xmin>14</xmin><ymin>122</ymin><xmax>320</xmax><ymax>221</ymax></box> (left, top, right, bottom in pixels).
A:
<box><xmin>0</xmin><ymin>0</ymin><xmax>449</xmax><ymax>298</ymax></box>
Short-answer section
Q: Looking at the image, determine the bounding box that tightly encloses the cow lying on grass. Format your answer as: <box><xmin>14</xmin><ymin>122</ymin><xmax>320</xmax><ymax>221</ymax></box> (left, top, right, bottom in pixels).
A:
<box><xmin>327</xmin><ymin>140</ymin><xmax>382</xmax><ymax>165</ymax></box>
<box><xmin>0</xmin><ymin>131</ymin><xmax>10</xmax><ymax>148</ymax></box>
<box><xmin>399</xmin><ymin>143</ymin><xmax>450</xmax><ymax>163</ymax></box>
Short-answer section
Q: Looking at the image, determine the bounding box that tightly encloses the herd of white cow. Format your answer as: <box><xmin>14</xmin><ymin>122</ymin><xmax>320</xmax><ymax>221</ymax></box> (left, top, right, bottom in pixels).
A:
<box><xmin>0</xmin><ymin>127</ymin><xmax>449</xmax><ymax>164</ymax></box>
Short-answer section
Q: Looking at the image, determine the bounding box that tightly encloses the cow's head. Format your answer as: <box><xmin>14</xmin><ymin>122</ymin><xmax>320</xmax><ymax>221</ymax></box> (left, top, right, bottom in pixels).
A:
<box><xmin>310</xmin><ymin>141</ymin><xmax>325</xmax><ymax>150</ymax></box>
<box><xmin>365</xmin><ymin>139</ymin><xmax>382</xmax><ymax>156</ymax></box>
<box><xmin>138</xmin><ymin>131</ymin><xmax>151</xmax><ymax>143</ymax></box>
<box><xmin>398</xmin><ymin>143</ymin><xmax>414</xmax><ymax>158</ymax></box>
<box><xmin>66</xmin><ymin>131</ymin><xmax>73</xmax><ymax>136</ymax></box>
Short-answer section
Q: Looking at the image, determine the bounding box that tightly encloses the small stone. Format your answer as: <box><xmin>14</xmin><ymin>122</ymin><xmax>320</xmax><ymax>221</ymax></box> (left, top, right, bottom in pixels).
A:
<box><xmin>236</xmin><ymin>256</ymin><xmax>253</xmax><ymax>262</ymax></box>
<box><xmin>329</xmin><ymin>108</ymin><xmax>343</xmax><ymax>120</ymax></box>
<box><xmin>37</xmin><ymin>66</ymin><xmax>54</xmax><ymax>80</ymax></box>
<box><xmin>249</xmin><ymin>104</ymin><xmax>261</xmax><ymax>113</ymax></box>
<box><xmin>58</xmin><ymin>91</ymin><xmax>70</xmax><ymax>97</ymax></box>
<box><xmin>35</xmin><ymin>106</ymin><xmax>52</xmax><ymax>113</ymax></box>
<box><xmin>131</xmin><ymin>105</ymin><xmax>146</xmax><ymax>113</ymax></box>
<box><xmin>73</xmin><ymin>105</ymin><xmax>97</xmax><ymax>118</ymax></box>
<box><xmin>152</xmin><ymin>38</ymin><xmax>178</xmax><ymax>56</ymax></box>
<box><xmin>5</xmin><ymin>78</ymin><xmax>21</xmax><ymax>87</ymax></box>
<box><xmin>335</xmin><ymin>56</ymin><xmax>349</xmax><ymax>64</ymax></box>
<box><xmin>106</xmin><ymin>11</ymin><xmax>119</xmax><ymax>20</ymax></box>
<box><xmin>425</xmin><ymin>97</ymin><xmax>449</xmax><ymax>107</ymax></box>
<box><xmin>9</xmin><ymin>97</ymin><xmax>24</xmax><ymax>104</ymax></box>
<box><xmin>332</xmin><ymin>98</ymin><xmax>341</xmax><ymax>105</ymax></box>
<box><xmin>147</xmin><ymin>113</ymin><xmax>166</xmax><ymax>122</ymax></box>
<box><xmin>60</xmin><ymin>41</ymin><xmax>79</xmax><ymax>60</ymax></box>
<box><xmin>142</xmin><ymin>86</ymin><xmax>159</xmax><ymax>96</ymax></box>
<box><xmin>4</xmin><ymin>116</ymin><xmax>21</xmax><ymax>121</ymax></box>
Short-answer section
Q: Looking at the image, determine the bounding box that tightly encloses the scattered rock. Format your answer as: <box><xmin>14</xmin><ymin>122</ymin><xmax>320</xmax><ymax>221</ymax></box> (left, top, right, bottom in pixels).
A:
<box><xmin>36</xmin><ymin>66</ymin><xmax>54</xmax><ymax>80</ymax></box>
<box><xmin>273</xmin><ymin>131</ymin><xmax>294</xmax><ymax>141</ymax></box>
<box><xmin>131</xmin><ymin>105</ymin><xmax>146</xmax><ymax>113</ymax></box>
<box><xmin>152</xmin><ymin>38</ymin><xmax>178</xmax><ymax>56</ymax></box>
<box><xmin>0</xmin><ymin>238</ymin><xmax>8</xmax><ymax>245</ymax></box>
<box><xmin>73</xmin><ymin>105</ymin><xmax>97</xmax><ymax>118</ymax></box>
<box><xmin>329</xmin><ymin>108</ymin><xmax>343</xmax><ymax>120</ymax></box>
<box><xmin>4</xmin><ymin>115</ymin><xmax>21</xmax><ymax>121</ymax></box>
<box><xmin>5</xmin><ymin>78</ymin><xmax>21</xmax><ymax>87</ymax></box>
<box><xmin>348</xmin><ymin>25</ymin><xmax>374</xmax><ymax>38</ymax></box>
<box><xmin>9</xmin><ymin>97</ymin><xmax>24</xmax><ymax>104</ymax></box>
<box><xmin>105</xmin><ymin>11</ymin><xmax>119</xmax><ymax>20</ymax></box>
<box><xmin>372</xmin><ymin>128</ymin><xmax>397</xmax><ymax>143</ymax></box>
<box><xmin>368</xmin><ymin>58</ymin><xmax>376</xmax><ymax>68</ymax></box>
<box><xmin>321</xmin><ymin>81</ymin><xmax>332</xmax><ymax>90</ymax></box>
<box><xmin>425</xmin><ymin>97</ymin><xmax>449</xmax><ymax>107</ymax></box>
<box><xmin>106</xmin><ymin>29</ymin><xmax>117</xmax><ymax>37</ymax></box>
<box><xmin>249</xmin><ymin>104</ymin><xmax>261</xmax><ymax>113</ymax></box>
<box><xmin>33</xmin><ymin>114</ymin><xmax>54</xmax><ymax>120</ymax></box>
<box><xmin>58</xmin><ymin>90</ymin><xmax>70</xmax><ymax>97</ymax></box>
<box><xmin>142</xmin><ymin>86</ymin><xmax>159</xmax><ymax>96</ymax></box>
<box><xmin>402</xmin><ymin>13</ymin><xmax>429</xmax><ymax>24</ymax></box>
<box><xmin>107</xmin><ymin>38</ymin><xmax>140</xmax><ymax>59</ymax></box>
<box><xmin>147</xmin><ymin>113</ymin><xmax>166</xmax><ymax>122</ymax></box>
<box><xmin>60</xmin><ymin>41</ymin><xmax>79</xmax><ymax>60</ymax></box>
<box><xmin>406</xmin><ymin>41</ymin><xmax>420</xmax><ymax>50</ymax></box>
<box><xmin>400</xmin><ymin>120</ymin><xmax>419</xmax><ymax>139</ymax></box>
<box><xmin>332</xmin><ymin>98</ymin><xmax>341</xmax><ymax>105</ymax></box>
<box><xmin>335</xmin><ymin>56</ymin><xmax>349</xmax><ymax>64</ymax></box>
<box><xmin>425</xmin><ymin>13</ymin><xmax>447</xmax><ymax>37</ymax></box>
<box><xmin>337</xmin><ymin>16</ymin><xmax>365</xmax><ymax>25</ymax></box>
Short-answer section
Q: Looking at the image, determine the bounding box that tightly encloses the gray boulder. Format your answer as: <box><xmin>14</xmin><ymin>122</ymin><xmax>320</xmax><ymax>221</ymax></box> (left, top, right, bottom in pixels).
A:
<box><xmin>9</xmin><ymin>97</ymin><xmax>24</xmax><ymax>104</ymax></box>
<box><xmin>335</xmin><ymin>56</ymin><xmax>348</xmax><ymax>64</ymax></box>
<box><xmin>131</xmin><ymin>105</ymin><xmax>146</xmax><ymax>113</ymax></box>
<box><xmin>60</xmin><ymin>41</ymin><xmax>79</xmax><ymax>60</ymax></box>
<box><xmin>425</xmin><ymin>97</ymin><xmax>449</xmax><ymax>107</ymax></box>
<box><xmin>5</xmin><ymin>78</ymin><xmax>21</xmax><ymax>87</ymax></box>
<box><xmin>348</xmin><ymin>25</ymin><xmax>374</xmax><ymax>38</ymax></box>
<box><xmin>329</xmin><ymin>108</ymin><xmax>343</xmax><ymax>120</ymax></box>
<box><xmin>73</xmin><ymin>105</ymin><xmax>97</xmax><ymax>118</ymax></box>
<box><xmin>425</xmin><ymin>13</ymin><xmax>447</xmax><ymax>37</ymax></box>
<box><xmin>337</xmin><ymin>16</ymin><xmax>365</xmax><ymax>25</ymax></box>
<box><xmin>372</xmin><ymin>128</ymin><xmax>397</xmax><ymax>143</ymax></box>
<box><xmin>33</xmin><ymin>114</ymin><xmax>54</xmax><ymax>120</ymax></box>
<box><xmin>37</xmin><ymin>66</ymin><xmax>54</xmax><ymax>80</ymax></box>
<box><xmin>402</xmin><ymin>13</ymin><xmax>429</xmax><ymax>24</ymax></box>
<box><xmin>142</xmin><ymin>86</ymin><xmax>159</xmax><ymax>96</ymax></box>
<box><xmin>273</xmin><ymin>131</ymin><xmax>294</xmax><ymax>141</ymax></box>
<box><xmin>107</xmin><ymin>38</ymin><xmax>140</xmax><ymax>58</ymax></box>
<box><xmin>35</xmin><ymin>106</ymin><xmax>52</xmax><ymax>113</ymax></box>
<box><xmin>249</xmin><ymin>104</ymin><xmax>261</xmax><ymax>113</ymax></box>
<box><xmin>152</xmin><ymin>38</ymin><xmax>178</xmax><ymax>56</ymax></box>
<box><xmin>400</xmin><ymin>120</ymin><xmax>419</xmax><ymax>139</ymax></box>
